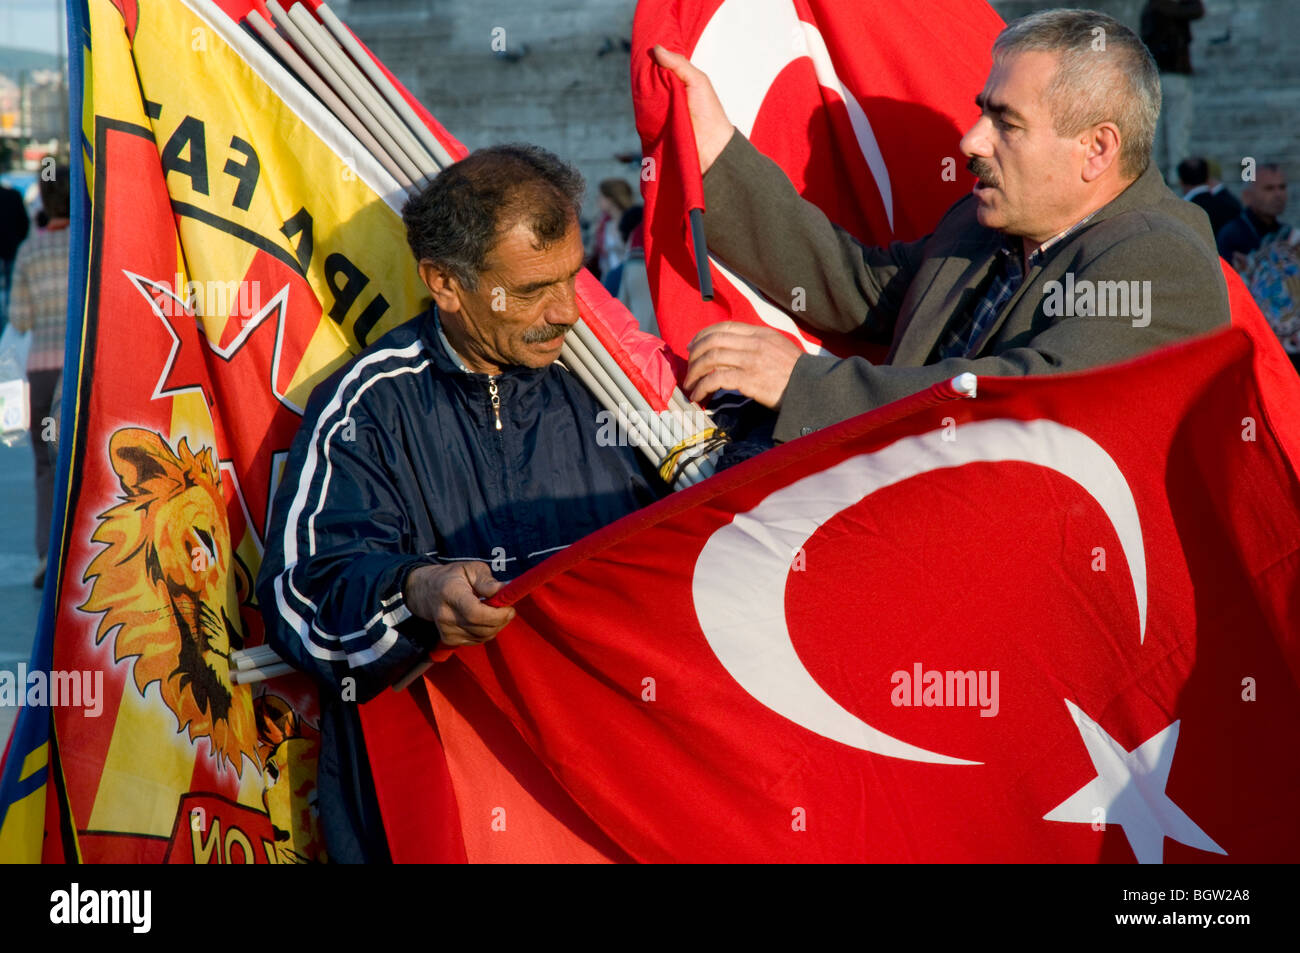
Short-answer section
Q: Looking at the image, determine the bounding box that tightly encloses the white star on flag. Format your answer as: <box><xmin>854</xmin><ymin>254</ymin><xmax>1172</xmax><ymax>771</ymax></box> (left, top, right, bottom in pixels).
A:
<box><xmin>1044</xmin><ymin>699</ymin><xmax>1226</xmax><ymax>864</ymax></box>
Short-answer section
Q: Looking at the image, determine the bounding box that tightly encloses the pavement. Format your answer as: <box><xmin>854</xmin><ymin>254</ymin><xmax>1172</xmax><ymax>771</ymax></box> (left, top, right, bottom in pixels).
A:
<box><xmin>0</xmin><ymin>323</ymin><xmax>45</xmax><ymax>749</ymax></box>
<box><xmin>0</xmin><ymin>430</ymin><xmax>46</xmax><ymax>753</ymax></box>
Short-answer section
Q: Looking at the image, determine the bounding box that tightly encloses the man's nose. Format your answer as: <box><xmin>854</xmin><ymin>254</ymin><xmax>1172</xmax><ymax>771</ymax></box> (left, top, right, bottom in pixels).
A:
<box><xmin>546</xmin><ymin>285</ymin><xmax>581</xmax><ymax>326</ymax></box>
<box><xmin>959</xmin><ymin>116</ymin><xmax>992</xmax><ymax>158</ymax></box>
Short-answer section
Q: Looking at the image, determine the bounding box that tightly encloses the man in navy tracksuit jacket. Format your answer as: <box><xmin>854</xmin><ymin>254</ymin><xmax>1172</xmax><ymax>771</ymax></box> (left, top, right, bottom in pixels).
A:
<box><xmin>256</xmin><ymin>145</ymin><xmax>665</xmax><ymax>862</ymax></box>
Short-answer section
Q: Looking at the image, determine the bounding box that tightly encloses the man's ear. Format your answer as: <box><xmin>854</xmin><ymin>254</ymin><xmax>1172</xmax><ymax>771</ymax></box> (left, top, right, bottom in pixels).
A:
<box><xmin>1080</xmin><ymin>122</ymin><xmax>1123</xmax><ymax>183</ymax></box>
<box><xmin>419</xmin><ymin>259</ymin><xmax>464</xmax><ymax>313</ymax></box>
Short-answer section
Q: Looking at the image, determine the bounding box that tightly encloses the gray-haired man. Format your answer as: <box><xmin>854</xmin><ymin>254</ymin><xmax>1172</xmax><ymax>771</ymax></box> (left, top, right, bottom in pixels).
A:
<box><xmin>258</xmin><ymin>143</ymin><xmax>665</xmax><ymax>862</ymax></box>
<box><xmin>655</xmin><ymin>8</ymin><xmax>1230</xmax><ymax>442</ymax></box>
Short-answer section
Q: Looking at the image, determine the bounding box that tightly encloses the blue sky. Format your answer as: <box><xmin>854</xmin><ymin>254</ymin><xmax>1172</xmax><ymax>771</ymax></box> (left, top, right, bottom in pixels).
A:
<box><xmin>2</xmin><ymin>0</ymin><xmax>64</xmax><ymax>57</ymax></box>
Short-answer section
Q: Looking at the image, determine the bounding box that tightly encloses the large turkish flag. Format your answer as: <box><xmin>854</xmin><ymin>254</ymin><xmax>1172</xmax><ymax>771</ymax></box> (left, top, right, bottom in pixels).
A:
<box><xmin>366</xmin><ymin>328</ymin><xmax>1300</xmax><ymax>862</ymax></box>
<box><xmin>631</xmin><ymin>0</ymin><xmax>1005</xmax><ymax>363</ymax></box>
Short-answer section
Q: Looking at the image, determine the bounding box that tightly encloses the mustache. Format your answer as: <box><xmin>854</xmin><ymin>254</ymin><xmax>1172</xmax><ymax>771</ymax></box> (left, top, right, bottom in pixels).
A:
<box><xmin>522</xmin><ymin>323</ymin><xmax>569</xmax><ymax>343</ymax></box>
<box><xmin>967</xmin><ymin>157</ymin><xmax>1000</xmax><ymax>189</ymax></box>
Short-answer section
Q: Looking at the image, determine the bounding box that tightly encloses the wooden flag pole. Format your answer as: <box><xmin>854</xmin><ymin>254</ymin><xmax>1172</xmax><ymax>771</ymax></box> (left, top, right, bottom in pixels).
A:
<box><xmin>571</xmin><ymin>318</ymin><xmax>715</xmax><ymax>483</ymax></box>
<box><xmin>287</xmin><ymin>3</ymin><xmax>436</xmax><ymax>180</ymax></box>
<box><xmin>561</xmin><ymin>337</ymin><xmax>673</xmax><ymax>466</ymax></box>
<box><xmin>266</xmin><ymin>0</ymin><xmax>422</xmax><ymax>186</ymax></box>
<box><xmin>245</xmin><ymin>10</ymin><xmax>409</xmax><ymax>187</ymax></box>
<box><xmin>688</xmin><ymin>208</ymin><xmax>713</xmax><ymax>301</ymax></box>
<box><xmin>316</xmin><ymin>1</ymin><xmax>456</xmax><ymax>171</ymax></box>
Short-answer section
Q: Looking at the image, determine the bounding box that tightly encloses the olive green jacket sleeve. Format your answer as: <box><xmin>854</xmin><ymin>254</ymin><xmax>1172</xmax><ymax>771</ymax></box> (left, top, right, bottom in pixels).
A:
<box><xmin>701</xmin><ymin>130</ymin><xmax>1231</xmax><ymax>444</ymax></box>
<box><xmin>702</xmin><ymin>129</ymin><xmax>929</xmax><ymax>345</ymax></box>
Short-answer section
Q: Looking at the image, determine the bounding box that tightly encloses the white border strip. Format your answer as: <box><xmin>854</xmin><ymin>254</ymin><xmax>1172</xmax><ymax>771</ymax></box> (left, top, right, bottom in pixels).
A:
<box><xmin>181</xmin><ymin>0</ymin><xmax>406</xmax><ymax>210</ymax></box>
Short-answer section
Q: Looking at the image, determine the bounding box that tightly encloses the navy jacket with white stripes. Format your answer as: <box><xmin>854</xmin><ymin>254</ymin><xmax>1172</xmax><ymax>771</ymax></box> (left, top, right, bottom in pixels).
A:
<box><xmin>256</xmin><ymin>307</ymin><xmax>665</xmax><ymax>862</ymax></box>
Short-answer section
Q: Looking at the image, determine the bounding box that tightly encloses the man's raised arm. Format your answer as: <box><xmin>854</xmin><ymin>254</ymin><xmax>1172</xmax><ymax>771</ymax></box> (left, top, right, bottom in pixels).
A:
<box><xmin>653</xmin><ymin>45</ymin><xmax>927</xmax><ymax>340</ymax></box>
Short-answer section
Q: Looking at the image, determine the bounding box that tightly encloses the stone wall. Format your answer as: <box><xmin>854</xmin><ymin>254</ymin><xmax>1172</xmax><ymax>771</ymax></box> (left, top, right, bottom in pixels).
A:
<box><xmin>992</xmin><ymin>0</ymin><xmax>1300</xmax><ymax>194</ymax></box>
<box><xmin>336</xmin><ymin>0</ymin><xmax>643</xmax><ymax>223</ymax></box>
<box><xmin>339</xmin><ymin>0</ymin><xmax>1300</xmax><ymax>214</ymax></box>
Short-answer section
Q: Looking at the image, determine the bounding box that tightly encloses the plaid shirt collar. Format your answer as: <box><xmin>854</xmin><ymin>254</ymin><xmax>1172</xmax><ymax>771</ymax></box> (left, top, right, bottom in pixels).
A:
<box><xmin>1001</xmin><ymin>210</ymin><xmax>1100</xmax><ymax>270</ymax></box>
<box><xmin>937</xmin><ymin>211</ymin><xmax>1099</xmax><ymax>361</ymax></box>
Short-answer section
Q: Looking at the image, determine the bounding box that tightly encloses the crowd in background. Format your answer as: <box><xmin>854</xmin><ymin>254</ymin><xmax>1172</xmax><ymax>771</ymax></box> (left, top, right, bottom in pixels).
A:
<box><xmin>1</xmin><ymin>165</ymin><xmax>69</xmax><ymax>590</ymax></box>
<box><xmin>1210</xmin><ymin>159</ymin><xmax>1300</xmax><ymax>370</ymax></box>
<box><xmin>584</xmin><ymin>177</ymin><xmax>656</xmax><ymax>337</ymax></box>
<box><xmin>1144</xmin><ymin>2</ymin><xmax>1299</xmax><ymax>369</ymax></box>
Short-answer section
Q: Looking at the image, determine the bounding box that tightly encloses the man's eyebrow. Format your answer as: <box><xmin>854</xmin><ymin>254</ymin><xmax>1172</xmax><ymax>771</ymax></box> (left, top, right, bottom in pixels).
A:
<box><xmin>975</xmin><ymin>94</ymin><xmax>1028</xmax><ymax>126</ymax></box>
<box><xmin>513</xmin><ymin>262</ymin><xmax>583</xmax><ymax>295</ymax></box>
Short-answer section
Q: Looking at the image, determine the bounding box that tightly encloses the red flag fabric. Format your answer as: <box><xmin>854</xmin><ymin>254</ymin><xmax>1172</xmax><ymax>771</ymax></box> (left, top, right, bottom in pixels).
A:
<box><xmin>1221</xmin><ymin>260</ymin><xmax>1300</xmax><ymax>464</ymax></box>
<box><xmin>353</xmin><ymin>0</ymin><xmax>1300</xmax><ymax>865</ymax></box>
<box><xmin>0</xmin><ymin>0</ymin><xmax>690</xmax><ymax>864</ymax></box>
<box><xmin>366</xmin><ymin>328</ymin><xmax>1300</xmax><ymax>862</ymax></box>
<box><xmin>631</xmin><ymin>0</ymin><xmax>1006</xmax><ymax>361</ymax></box>
<box><xmin>665</xmin><ymin>73</ymin><xmax>705</xmax><ymax>221</ymax></box>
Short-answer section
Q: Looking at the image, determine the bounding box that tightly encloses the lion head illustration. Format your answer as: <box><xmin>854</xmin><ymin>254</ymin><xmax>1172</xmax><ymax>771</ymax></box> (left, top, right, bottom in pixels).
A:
<box><xmin>81</xmin><ymin>427</ymin><xmax>258</xmax><ymax>773</ymax></box>
<box><xmin>255</xmin><ymin>693</ymin><xmax>326</xmax><ymax>864</ymax></box>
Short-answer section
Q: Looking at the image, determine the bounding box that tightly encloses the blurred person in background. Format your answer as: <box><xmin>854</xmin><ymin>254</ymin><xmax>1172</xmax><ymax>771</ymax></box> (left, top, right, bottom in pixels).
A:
<box><xmin>602</xmin><ymin>204</ymin><xmax>657</xmax><ymax>336</ymax></box>
<box><xmin>0</xmin><ymin>180</ymin><xmax>31</xmax><ymax>334</ymax></box>
<box><xmin>1239</xmin><ymin>227</ymin><xmax>1300</xmax><ymax>375</ymax></box>
<box><xmin>1178</xmin><ymin>155</ymin><xmax>1242</xmax><ymax>238</ymax></box>
<box><xmin>1141</xmin><ymin>0</ymin><xmax>1205</xmax><ymax>185</ymax></box>
<box><xmin>1218</xmin><ymin>163</ymin><xmax>1289</xmax><ymax>271</ymax></box>
<box><xmin>586</xmin><ymin>177</ymin><xmax>634</xmax><ymax>279</ymax></box>
<box><xmin>9</xmin><ymin>166</ymin><xmax>71</xmax><ymax>589</ymax></box>
<box><xmin>1218</xmin><ymin>163</ymin><xmax>1300</xmax><ymax>375</ymax></box>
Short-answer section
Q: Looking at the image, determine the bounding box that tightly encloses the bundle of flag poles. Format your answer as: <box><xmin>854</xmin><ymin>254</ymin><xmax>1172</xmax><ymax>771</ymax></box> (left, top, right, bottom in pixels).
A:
<box><xmin>222</xmin><ymin>0</ymin><xmax>725</xmax><ymax>682</ymax></box>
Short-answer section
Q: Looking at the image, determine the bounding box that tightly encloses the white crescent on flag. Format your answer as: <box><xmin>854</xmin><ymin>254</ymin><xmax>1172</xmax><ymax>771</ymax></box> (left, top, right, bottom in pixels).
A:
<box><xmin>692</xmin><ymin>418</ymin><xmax>1149</xmax><ymax>765</ymax></box>
<box><xmin>689</xmin><ymin>0</ymin><xmax>894</xmax><ymax>356</ymax></box>
<box><xmin>691</xmin><ymin>0</ymin><xmax>893</xmax><ymax>227</ymax></box>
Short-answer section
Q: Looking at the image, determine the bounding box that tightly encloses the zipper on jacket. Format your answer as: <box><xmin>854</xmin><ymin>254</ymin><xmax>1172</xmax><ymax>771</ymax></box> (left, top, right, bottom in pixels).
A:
<box><xmin>487</xmin><ymin>377</ymin><xmax>502</xmax><ymax>430</ymax></box>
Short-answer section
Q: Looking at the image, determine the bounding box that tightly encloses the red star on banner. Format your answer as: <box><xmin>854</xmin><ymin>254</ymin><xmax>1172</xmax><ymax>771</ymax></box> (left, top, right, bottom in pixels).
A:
<box><xmin>125</xmin><ymin>250</ymin><xmax>320</xmax><ymax>544</ymax></box>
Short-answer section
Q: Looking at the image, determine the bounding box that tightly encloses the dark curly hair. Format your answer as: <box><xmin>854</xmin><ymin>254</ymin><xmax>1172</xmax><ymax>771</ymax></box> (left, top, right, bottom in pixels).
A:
<box><xmin>402</xmin><ymin>144</ymin><xmax>585</xmax><ymax>291</ymax></box>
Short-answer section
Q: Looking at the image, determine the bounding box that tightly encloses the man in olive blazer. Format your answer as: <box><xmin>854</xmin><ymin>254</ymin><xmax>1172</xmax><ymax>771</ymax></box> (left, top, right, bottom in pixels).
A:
<box><xmin>699</xmin><ymin>130</ymin><xmax>1228</xmax><ymax>442</ymax></box>
<box><xmin>655</xmin><ymin>10</ymin><xmax>1231</xmax><ymax>443</ymax></box>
